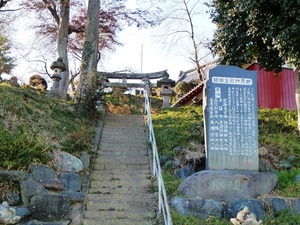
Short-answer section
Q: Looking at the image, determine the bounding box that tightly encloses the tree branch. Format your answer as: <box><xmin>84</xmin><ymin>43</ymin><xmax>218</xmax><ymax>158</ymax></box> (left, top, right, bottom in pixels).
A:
<box><xmin>42</xmin><ymin>0</ymin><xmax>60</xmax><ymax>25</ymax></box>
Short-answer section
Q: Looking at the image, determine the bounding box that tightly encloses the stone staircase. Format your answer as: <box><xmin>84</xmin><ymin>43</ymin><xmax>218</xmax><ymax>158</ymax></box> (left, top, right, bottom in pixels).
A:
<box><xmin>83</xmin><ymin>113</ymin><xmax>156</xmax><ymax>225</ymax></box>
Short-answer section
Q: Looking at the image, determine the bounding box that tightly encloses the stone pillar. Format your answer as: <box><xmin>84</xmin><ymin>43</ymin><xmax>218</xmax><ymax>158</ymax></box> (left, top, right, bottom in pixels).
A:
<box><xmin>157</xmin><ymin>74</ymin><xmax>175</xmax><ymax>108</ymax></box>
<box><xmin>48</xmin><ymin>57</ymin><xmax>66</xmax><ymax>99</ymax></box>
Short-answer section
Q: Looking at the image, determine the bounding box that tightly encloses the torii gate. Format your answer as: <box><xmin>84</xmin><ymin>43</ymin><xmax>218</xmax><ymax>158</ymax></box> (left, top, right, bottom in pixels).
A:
<box><xmin>97</xmin><ymin>70</ymin><xmax>175</xmax><ymax>108</ymax></box>
<box><xmin>97</xmin><ymin>69</ymin><xmax>168</xmax><ymax>87</ymax></box>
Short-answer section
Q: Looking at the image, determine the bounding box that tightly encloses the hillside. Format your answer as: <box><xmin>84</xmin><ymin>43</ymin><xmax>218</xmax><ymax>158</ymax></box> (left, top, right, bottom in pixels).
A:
<box><xmin>1</xmin><ymin>84</ymin><xmax>300</xmax><ymax>224</ymax></box>
<box><xmin>0</xmin><ymin>83</ymin><xmax>95</xmax><ymax>171</ymax></box>
<box><xmin>151</xmin><ymin>106</ymin><xmax>300</xmax><ymax>224</ymax></box>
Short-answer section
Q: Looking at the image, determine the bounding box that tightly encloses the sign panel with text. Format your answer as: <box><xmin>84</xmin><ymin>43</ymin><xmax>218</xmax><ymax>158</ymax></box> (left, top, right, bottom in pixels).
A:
<box><xmin>204</xmin><ymin>65</ymin><xmax>258</xmax><ymax>170</ymax></box>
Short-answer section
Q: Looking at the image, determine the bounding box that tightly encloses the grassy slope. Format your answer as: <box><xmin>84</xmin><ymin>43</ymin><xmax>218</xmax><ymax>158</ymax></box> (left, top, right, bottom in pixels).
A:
<box><xmin>0</xmin><ymin>83</ymin><xmax>94</xmax><ymax>171</ymax></box>
<box><xmin>152</xmin><ymin>106</ymin><xmax>300</xmax><ymax>224</ymax></box>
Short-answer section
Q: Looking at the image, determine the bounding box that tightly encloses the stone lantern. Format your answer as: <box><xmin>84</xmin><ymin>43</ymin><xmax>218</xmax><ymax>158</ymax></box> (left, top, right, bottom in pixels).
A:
<box><xmin>157</xmin><ymin>73</ymin><xmax>175</xmax><ymax>108</ymax></box>
<box><xmin>48</xmin><ymin>57</ymin><xmax>66</xmax><ymax>98</ymax></box>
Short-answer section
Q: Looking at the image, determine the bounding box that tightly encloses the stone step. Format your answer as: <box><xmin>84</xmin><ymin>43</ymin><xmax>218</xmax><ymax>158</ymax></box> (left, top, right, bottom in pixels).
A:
<box><xmin>101</xmin><ymin>126</ymin><xmax>145</xmax><ymax>132</ymax></box>
<box><xmin>102</xmin><ymin>126</ymin><xmax>145</xmax><ymax>131</ymax></box>
<box><xmin>93</xmin><ymin>163</ymin><xmax>149</xmax><ymax>170</ymax></box>
<box><xmin>88</xmin><ymin>186</ymin><xmax>152</xmax><ymax>195</ymax></box>
<box><xmin>94</xmin><ymin>157</ymin><xmax>149</xmax><ymax>165</ymax></box>
<box><xmin>96</xmin><ymin>150</ymin><xmax>148</xmax><ymax>157</ymax></box>
<box><xmin>98</xmin><ymin>146</ymin><xmax>148</xmax><ymax>153</ymax></box>
<box><xmin>84</xmin><ymin>210</ymin><xmax>155</xmax><ymax>220</ymax></box>
<box><xmin>100</xmin><ymin>140</ymin><xmax>147</xmax><ymax>145</ymax></box>
<box><xmin>85</xmin><ymin>200</ymin><xmax>155</xmax><ymax>212</ymax></box>
<box><xmin>91</xmin><ymin>173</ymin><xmax>152</xmax><ymax>182</ymax></box>
<box><xmin>104</xmin><ymin>117</ymin><xmax>143</xmax><ymax>122</ymax></box>
<box><xmin>105</xmin><ymin>114</ymin><xmax>145</xmax><ymax>123</ymax></box>
<box><xmin>99</xmin><ymin>143</ymin><xmax>147</xmax><ymax>151</ymax></box>
<box><xmin>100</xmin><ymin>134</ymin><xmax>146</xmax><ymax>141</ymax></box>
<box><xmin>90</xmin><ymin>179</ymin><xmax>151</xmax><ymax>189</ymax></box>
<box><xmin>96</xmin><ymin>150</ymin><xmax>149</xmax><ymax>158</ymax></box>
<box><xmin>104</xmin><ymin>119</ymin><xmax>144</xmax><ymax>125</ymax></box>
<box><xmin>105</xmin><ymin>113</ymin><xmax>144</xmax><ymax>118</ymax></box>
<box><xmin>84</xmin><ymin>113</ymin><xmax>155</xmax><ymax>225</ymax></box>
<box><xmin>92</xmin><ymin>169</ymin><xmax>151</xmax><ymax>176</ymax></box>
<box><xmin>101</xmin><ymin>125</ymin><xmax>145</xmax><ymax>130</ymax></box>
<box><xmin>82</xmin><ymin>218</ymin><xmax>153</xmax><ymax>225</ymax></box>
<box><xmin>86</xmin><ymin>193</ymin><xmax>155</xmax><ymax>202</ymax></box>
<box><xmin>101</xmin><ymin>134</ymin><xmax>147</xmax><ymax>142</ymax></box>
<box><xmin>100</xmin><ymin>138</ymin><xmax>146</xmax><ymax>143</ymax></box>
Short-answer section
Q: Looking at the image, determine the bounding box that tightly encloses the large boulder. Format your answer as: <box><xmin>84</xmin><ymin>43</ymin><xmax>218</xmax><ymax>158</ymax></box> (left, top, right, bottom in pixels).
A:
<box><xmin>30</xmin><ymin>165</ymin><xmax>64</xmax><ymax>191</ymax></box>
<box><xmin>29</xmin><ymin>194</ymin><xmax>72</xmax><ymax>221</ymax></box>
<box><xmin>265</xmin><ymin>197</ymin><xmax>289</xmax><ymax>214</ymax></box>
<box><xmin>20</xmin><ymin>177</ymin><xmax>47</xmax><ymax>207</ymax></box>
<box><xmin>226</xmin><ymin>199</ymin><xmax>265</xmax><ymax>220</ymax></box>
<box><xmin>30</xmin><ymin>165</ymin><xmax>56</xmax><ymax>182</ymax></box>
<box><xmin>60</xmin><ymin>172</ymin><xmax>81</xmax><ymax>192</ymax></box>
<box><xmin>171</xmin><ymin>197</ymin><xmax>224</xmax><ymax>219</ymax></box>
<box><xmin>178</xmin><ymin>170</ymin><xmax>278</xmax><ymax>202</ymax></box>
<box><xmin>79</xmin><ymin>151</ymin><xmax>90</xmax><ymax>170</ymax></box>
<box><xmin>60</xmin><ymin>191</ymin><xmax>85</xmax><ymax>203</ymax></box>
<box><xmin>175</xmin><ymin>165</ymin><xmax>195</xmax><ymax>179</ymax></box>
<box><xmin>52</xmin><ymin>151</ymin><xmax>83</xmax><ymax>173</ymax></box>
<box><xmin>290</xmin><ymin>199</ymin><xmax>300</xmax><ymax>213</ymax></box>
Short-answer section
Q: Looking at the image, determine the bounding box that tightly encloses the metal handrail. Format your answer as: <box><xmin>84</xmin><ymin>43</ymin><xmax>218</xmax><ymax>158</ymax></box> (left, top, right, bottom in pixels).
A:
<box><xmin>143</xmin><ymin>85</ymin><xmax>173</xmax><ymax>225</ymax></box>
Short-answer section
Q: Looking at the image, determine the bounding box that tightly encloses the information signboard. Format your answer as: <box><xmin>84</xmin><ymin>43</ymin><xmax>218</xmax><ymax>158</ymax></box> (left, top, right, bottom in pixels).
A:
<box><xmin>204</xmin><ymin>65</ymin><xmax>258</xmax><ymax>170</ymax></box>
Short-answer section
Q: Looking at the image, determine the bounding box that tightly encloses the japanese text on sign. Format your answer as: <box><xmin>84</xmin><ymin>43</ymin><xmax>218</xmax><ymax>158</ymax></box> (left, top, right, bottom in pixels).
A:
<box><xmin>208</xmin><ymin>81</ymin><xmax>257</xmax><ymax>156</ymax></box>
<box><xmin>212</xmin><ymin>76</ymin><xmax>253</xmax><ymax>85</ymax></box>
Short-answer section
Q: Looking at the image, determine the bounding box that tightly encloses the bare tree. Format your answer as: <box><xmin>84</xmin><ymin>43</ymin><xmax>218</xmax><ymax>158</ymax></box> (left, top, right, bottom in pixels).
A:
<box><xmin>156</xmin><ymin>0</ymin><xmax>212</xmax><ymax>80</ymax></box>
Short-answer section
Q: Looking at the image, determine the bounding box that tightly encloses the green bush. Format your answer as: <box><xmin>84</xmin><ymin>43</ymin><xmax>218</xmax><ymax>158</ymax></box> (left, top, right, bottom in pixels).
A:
<box><xmin>275</xmin><ymin>169</ymin><xmax>300</xmax><ymax>197</ymax></box>
<box><xmin>61</xmin><ymin>125</ymin><xmax>94</xmax><ymax>154</ymax></box>
<box><xmin>174</xmin><ymin>81</ymin><xmax>193</xmax><ymax>96</ymax></box>
<box><xmin>262</xmin><ymin>211</ymin><xmax>300</xmax><ymax>225</ymax></box>
<box><xmin>0</xmin><ymin>124</ymin><xmax>50</xmax><ymax>170</ymax></box>
<box><xmin>162</xmin><ymin>173</ymin><xmax>182</xmax><ymax>196</ymax></box>
<box><xmin>172</xmin><ymin>211</ymin><xmax>230</xmax><ymax>225</ymax></box>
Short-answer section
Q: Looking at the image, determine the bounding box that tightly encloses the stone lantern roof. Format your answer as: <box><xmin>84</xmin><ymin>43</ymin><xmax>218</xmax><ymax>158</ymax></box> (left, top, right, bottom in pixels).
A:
<box><xmin>157</xmin><ymin>74</ymin><xmax>175</xmax><ymax>87</ymax></box>
<box><xmin>50</xmin><ymin>57</ymin><xmax>66</xmax><ymax>72</ymax></box>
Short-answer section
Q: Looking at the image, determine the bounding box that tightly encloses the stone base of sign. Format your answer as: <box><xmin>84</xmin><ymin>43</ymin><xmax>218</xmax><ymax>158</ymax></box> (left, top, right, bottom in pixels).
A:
<box><xmin>178</xmin><ymin>170</ymin><xmax>278</xmax><ymax>202</ymax></box>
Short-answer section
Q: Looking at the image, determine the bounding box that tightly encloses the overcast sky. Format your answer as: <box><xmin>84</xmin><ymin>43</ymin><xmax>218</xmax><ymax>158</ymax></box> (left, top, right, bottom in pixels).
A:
<box><xmin>9</xmin><ymin>0</ymin><xmax>216</xmax><ymax>84</ymax></box>
<box><xmin>101</xmin><ymin>0</ymin><xmax>216</xmax><ymax>80</ymax></box>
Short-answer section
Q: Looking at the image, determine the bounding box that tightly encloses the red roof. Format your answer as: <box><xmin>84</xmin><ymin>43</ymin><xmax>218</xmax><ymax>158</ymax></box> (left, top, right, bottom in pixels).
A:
<box><xmin>172</xmin><ymin>82</ymin><xmax>204</xmax><ymax>107</ymax></box>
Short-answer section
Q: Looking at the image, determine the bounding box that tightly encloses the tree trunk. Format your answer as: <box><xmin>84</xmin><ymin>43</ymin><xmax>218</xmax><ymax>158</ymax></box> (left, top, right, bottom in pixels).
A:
<box><xmin>57</xmin><ymin>0</ymin><xmax>70</xmax><ymax>99</ymax></box>
<box><xmin>296</xmin><ymin>69</ymin><xmax>300</xmax><ymax>135</ymax></box>
<box><xmin>78</xmin><ymin>0</ymin><xmax>100</xmax><ymax>113</ymax></box>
